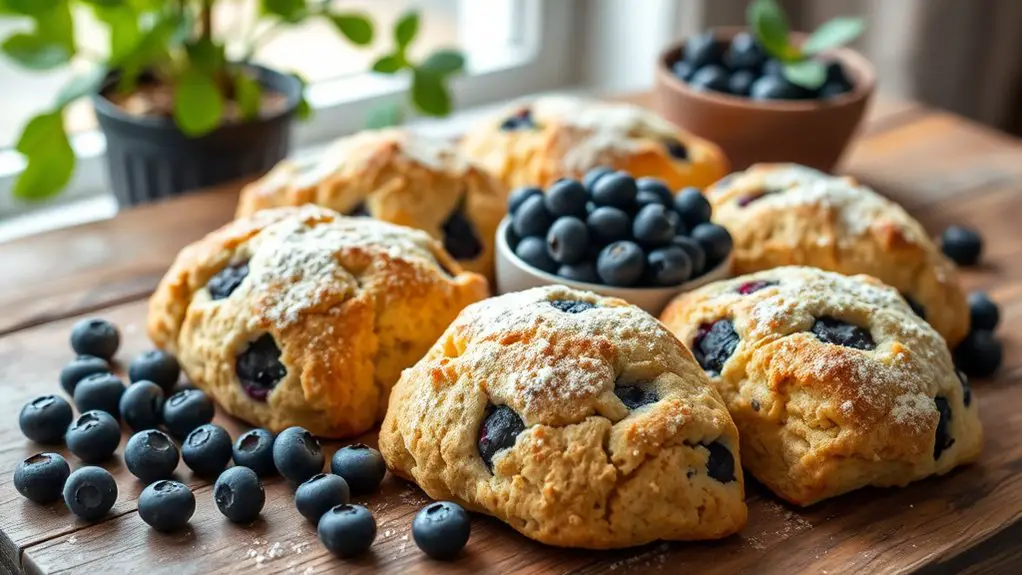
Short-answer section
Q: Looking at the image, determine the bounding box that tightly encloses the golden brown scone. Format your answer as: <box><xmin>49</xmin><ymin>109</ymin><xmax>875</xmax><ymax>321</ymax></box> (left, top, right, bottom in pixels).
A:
<box><xmin>459</xmin><ymin>96</ymin><xmax>728</xmax><ymax>191</ymax></box>
<box><xmin>706</xmin><ymin>163</ymin><xmax>968</xmax><ymax>346</ymax></box>
<box><xmin>148</xmin><ymin>205</ymin><xmax>489</xmax><ymax>438</ymax></box>
<box><xmin>660</xmin><ymin>266</ymin><xmax>982</xmax><ymax>506</ymax></box>
<box><xmin>379</xmin><ymin>286</ymin><xmax>747</xmax><ymax>549</ymax></box>
<box><xmin>235</xmin><ymin>129</ymin><xmax>507</xmax><ymax>280</ymax></box>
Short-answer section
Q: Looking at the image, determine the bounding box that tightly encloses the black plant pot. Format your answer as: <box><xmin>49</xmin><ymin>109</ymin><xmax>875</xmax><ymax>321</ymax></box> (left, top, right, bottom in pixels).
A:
<box><xmin>93</xmin><ymin>65</ymin><xmax>301</xmax><ymax>207</ymax></box>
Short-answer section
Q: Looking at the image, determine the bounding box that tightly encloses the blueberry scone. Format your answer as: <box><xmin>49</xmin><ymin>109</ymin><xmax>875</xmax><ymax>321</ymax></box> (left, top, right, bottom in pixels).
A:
<box><xmin>660</xmin><ymin>266</ymin><xmax>982</xmax><ymax>506</ymax></box>
<box><xmin>706</xmin><ymin>163</ymin><xmax>969</xmax><ymax>345</ymax></box>
<box><xmin>379</xmin><ymin>286</ymin><xmax>747</xmax><ymax>548</ymax></box>
<box><xmin>459</xmin><ymin>96</ymin><xmax>728</xmax><ymax>191</ymax></box>
<box><xmin>148</xmin><ymin>205</ymin><xmax>489</xmax><ymax>438</ymax></box>
<box><xmin>235</xmin><ymin>129</ymin><xmax>507</xmax><ymax>279</ymax></box>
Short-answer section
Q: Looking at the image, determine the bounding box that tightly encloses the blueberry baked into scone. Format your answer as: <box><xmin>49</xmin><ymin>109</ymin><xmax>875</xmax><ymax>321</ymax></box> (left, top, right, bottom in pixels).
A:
<box><xmin>378</xmin><ymin>285</ymin><xmax>748</xmax><ymax>548</ymax></box>
<box><xmin>660</xmin><ymin>266</ymin><xmax>982</xmax><ymax>506</ymax></box>
<box><xmin>705</xmin><ymin>163</ymin><xmax>969</xmax><ymax>346</ymax></box>
<box><xmin>235</xmin><ymin>129</ymin><xmax>507</xmax><ymax>280</ymax></box>
<box><xmin>148</xmin><ymin>205</ymin><xmax>489</xmax><ymax>438</ymax></box>
<box><xmin>459</xmin><ymin>96</ymin><xmax>728</xmax><ymax>191</ymax></box>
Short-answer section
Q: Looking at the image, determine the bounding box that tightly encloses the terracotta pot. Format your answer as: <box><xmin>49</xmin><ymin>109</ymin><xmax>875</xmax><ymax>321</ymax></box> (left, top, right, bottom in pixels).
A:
<box><xmin>654</xmin><ymin>28</ymin><xmax>876</xmax><ymax>172</ymax></box>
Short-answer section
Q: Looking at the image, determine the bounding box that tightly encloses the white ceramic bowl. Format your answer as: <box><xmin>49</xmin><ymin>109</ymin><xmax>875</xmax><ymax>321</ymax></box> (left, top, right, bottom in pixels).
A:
<box><xmin>495</xmin><ymin>217</ymin><xmax>732</xmax><ymax>315</ymax></box>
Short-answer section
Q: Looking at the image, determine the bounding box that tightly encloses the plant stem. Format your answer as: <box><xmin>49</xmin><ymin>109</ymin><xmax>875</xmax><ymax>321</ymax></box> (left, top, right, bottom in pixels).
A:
<box><xmin>201</xmin><ymin>0</ymin><xmax>214</xmax><ymax>42</ymax></box>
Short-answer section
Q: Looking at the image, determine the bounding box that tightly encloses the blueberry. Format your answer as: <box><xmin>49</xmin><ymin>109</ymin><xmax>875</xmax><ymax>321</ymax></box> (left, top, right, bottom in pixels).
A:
<box><xmin>119</xmin><ymin>381</ymin><xmax>165</xmax><ymax>431</ymax></box>
<box><xmin>546</xmin><ymin>217</ymin><xmax>590</xmax><ymax>265</ymax></box>
<box><xmin>825</xmin><ymin>60</ymin><xmax>852</xmax><ymax>86</ymax></box>
<box><xmin>442</xmin><ymin>208</ymin><xmax>483</xmax><ymax>261</ymax></box>
<box><xmin>671</xmin><ymin>236</ymin><xmax>707</xmax><ymax>277</ymax></box>
<box><xmin>138</xmin><ymin>480</ymin><xmax>195</xmax><ymax>532</ymax></box>
<box><xmin>549</xmin><ymin>300</ymin><xmax>595</xmax><ymax>314</ymax></box>
<box><xmin>819</xmin><ymin>82</ymin><xmax>851</xmax><ymax>99</ymax></box>
<box><xmin>162</xmin><ymin>389</ymin><xmax>215</xmax><ymax>438</ymax></box>
<box><xmin>317</xmin><ymin>504</ymin><xmax>377</xmax><ymax>558</ymax></box>
<box><xmin>762</xmin><ymin>59</ymin><xmax>784</xmax><ymax>77</ymax></box>
<box><xmin>586</xmin><ymin>206</ymin><xmax>632</xmax><ymax>245</ymax></box>
<box><xmin>728</xmin><ymin>70</ymin><xmax>757</xmax><ymax>97</ymax></box>
<box><xmin>968</xmin><ymin>291</ymin><xmax>1000</xmax><ymax>331</ymax></box>
<box><xmin>665</xmin><ymin>139</ymin><xmax>689</xmax><ymax>160</ymax></box>
<box><xmin>674</xmin><ymin>187</ymin><xmax>712</xmax><ymax>230</ymax></box>
<box><xmin>478</xmin><ymin>405</ymin><xmax>525</xmax><ymax>471</ymax></box>
<box><xmin>296</xmin><ymin>473</ymin><xmax>351</xmax><ymax>523</ymax></box>
<box><xmin>933</xmin><ymin>397</ymin><xmax>954</xmax><ymax>460</ymax></box>
<box><xmin>182</xmin><ymin>423</ymin><xmax>233</xmax><ymax>477</ymax></box>
<box><xmin>689</xmin><ymin>65</ymin><xmax>730</xmax><ymax>93</ymax></box>
<box><xmin>957</xmin><ymin>369</ymin><xmax>973</xmax><ymax>407</ymax></box>
<box><xmin>72</xmin><ymin>372</ymin><xmax>126</xmax><ymax>420</ymax></box>
<box><xmin>14</xmin><ymin>453</ymin><xmax>70</xmax><ymax>504</ymax></box>
<box><xmin>508</xmin><ymin>186</ymin><xmax>542</xmax><ymax>215</ymax></box>
<box><xmin>736</xmin><ymin>280</ymin><xmax>778</xmax><ymax>295</ymax></box>
<box><xmin>208</xmin><ymin>262</ymin><xmax>250</xmax><ymax>300</ymax></box>
<box><xmin>512</xmin><ymin>194</ymin><xmax>552</xmax><ymax>238</ymax></box>
<box><xmin>19</xmin><ymin>395</ymin><xmax>73</xmax><ymax>444</ymax></box>
<box><xmin>236</xmin><ymin>334</ymin><xmax>287</xmax><ymax>402</ymax></box>
<box><xmin>591</xmin><ymin>172</ymin><xmax>638</xmax><ymax>210</ymax></box>
<box><xmin>128</xmin><ymin>350</ymin><xmax>181</xmax><ymax>391</ymax></box>
<box><xmin>690</xmin><ymin>223</ymin><xmax>732</xmax><ymax>268</ymax></box>
<box><xmin>702</xmin><ymin>441</ymin><xmax>736</xmax><ymax>483</ymax></box>
<box><xmin>557</xmin><ymin>262</ymin><xmax>599</xmax><ymax>284</ymax></box>
<box><xmin>69</xmin><ymin>318</ymin><xmax>120</xmax><ymax>360</ymax></box>
<box><xmin>499</xmin><ymin>108</ymin><xmax>535</xmax><ymax>131</ymax></box>
<box><xmin>583</xmin><ymin>166</ymin><xmax>614</xmax><ymax>192</ymax></box>
<box><xmin>330</xmin><ymin>443</ymin><xmax>386</xmax><ymax>494</ymax></box>
<box><xmin>684</xmin><ymin>31</ymin><xmax>724</xmax><ymax>69</ymax></box>
<box><xmin>693</xmin><ymin>320</ymin><xmax>740</xmax><ymax>376</ymax></box>
<box><xmin>614</xmin><ymin>386</ymin><xmax>658</xmax><ymax>410</ymax></box>
<box><xmin>637</xmin><ymin>190</ymin><xmax>670</xmax><ymax>209</ymax></box>
<box><xmin>66</xmin><ymin>410</ymin><xmax>121</xmax><ymax>463</ymax></box>
<box><xmin>750</xmin><ymin>74</ymin><xmax>805</xmax><ymax>100</ymax></box>
<box><xmin>64</xmin><ymin>466</ymin><xmax>117</xmax><ymax>521</ymax></box>
<box><xmin>940</xmin><ymin>226</ymin><xmax>983</xmax><ymax>266</ymax></box>
<box><xmin>633</xmin><ymin>204</ymin><xmax>679</xmax><ymax>247</ymax></box>
<box><xmin>671</xmin><ymin>60</ymin><xmax>694</xmax><ymax>82</ymax></box>
<box><xmin>811</xmin><ymin>316</ymin><xmax>875</xmax><ymax>350</ymax></box>
<box><xmin>124</xmin><ymin>429</ymin><xmax>180</xmax><ymax>483</ymax></box>
<box><xmin>636</xmin><ymin>178</ymin><xmax>674</xmax><ymax>204</ymax></box>
<box><xmin>412</xmin><ymin>501</ymin><xmax>471</xmax><ymax>560</ymax></box>
<box><xmin>544</xmin><ymin>179</ymin><xmax>588</xmax><ymax>218</ymax></box>
<box><xmin>596</xmin><ymin>241</ymin><xmax>646</xmax><ymax>287</ymax></box>
<box><xmin>214</xmin><ymin>466</ymin><xmax>266</xmax><ymax>523</ymax></box>
<box><xmin>59</xmin><ymin>355</ymin><xmax>111</xmax><ymax>396</ymax></box>
<box><xmin>514</xmin><ymin>236</ymin><xmax>557</xmax><ymax>274</ymax></box>
<box><xmin>233</xmin><ymin>428</ymin><xmax>276</xmax><ymax>476</ymax></box>
<box><xmin>647</xmin><ymin>246</ymin><xmax>694</xmax><ymax>287</ymax></box>
<box><xmin>955</xmin><ymin>330</ymin><xmax>1002</xmax><ymax>378</ymax></box>
<box><xmin>273</xmin><ymin>426</ymin><xmax>324</xmax><ymax>484</ymax></box>
<box><xmin>726</xmin><ymin>32</ymin><xmax>766</xmax><ymax>71</ymax></box>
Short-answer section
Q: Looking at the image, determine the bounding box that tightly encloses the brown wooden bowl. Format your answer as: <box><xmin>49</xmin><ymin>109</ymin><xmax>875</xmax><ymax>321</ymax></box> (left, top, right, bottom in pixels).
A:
<box><xmin>654</xmin><ymin>28</ymin><xmax>876</xmax><ymax>172</ymax></box>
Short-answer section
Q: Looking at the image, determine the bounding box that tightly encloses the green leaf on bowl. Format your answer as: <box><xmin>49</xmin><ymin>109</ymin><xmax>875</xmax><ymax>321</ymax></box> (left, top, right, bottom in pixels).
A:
<box><xmin>747</xmin><ymin>0</ymin><xmax>793</xmax><ymax>60</ymax></box>
<box><xmin>782</xmin><ymin>59</ymin><xmax>827</xmax><ymax>89</ymax></box>
<box><xmin>802</xmin><ymin>17</ymin><xmax>865</xmax><ymax>55</ymax></box>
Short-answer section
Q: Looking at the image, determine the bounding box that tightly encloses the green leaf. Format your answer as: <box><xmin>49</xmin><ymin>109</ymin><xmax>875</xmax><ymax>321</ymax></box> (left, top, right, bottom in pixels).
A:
<box><xmin>1</xmin><ymin>33</ymin><xmax>71</xmax><ymax>70</ymax></box>
<box><xmin>5</xmin><ymin>0</ymin><xmax>60</xmax><ymax>15</ymax></box>
<box><xmin>186</xmin><ymin>37</ymin><xmax>225</xmax><ymax>75</ymax></box>
<box><xmin>13</xmin><ymin>111</ymin><xmax>75</xmax><ymax>200</ymax></box>
<box><xmin>234</xmin><ymin>71</ymin><xmax>262</xmax><ymax>122</ymax></box>
<box><xmin>365</xmin><ymin>102</ymin><xmax>403</xmax><ymax>129</ymax></box>
<box><xmin>371</xmin><ymin>53</ymin><xmax>404</xmax><ymax>74</ymax></box>
<box><xmin>80</xmin><ymin>0</ymin><xmax>126</xmax><ymax>6</ymax></box>
<box><xmin>173</xmin><ymin>69</ymin><xmax>224</xmax><ymax>137</ymax></box>
<box><xmin>328</xmin><ymin>12</ymin><xmax>373</xmax><ymax>45</ymax></box>
<box><xmin>55</xmin><ymin>65</ymin><xmax>107</xmax><ymax>107</ymax></box>
<box><xmin>782</xmin><ymin>59</ymin><xmax>827</xmax><ymax>89</ymax></box>
<box><xmin>394</xmin><ymin>10</ymin><xmax>419</xmax><ymax>48</ymax></box>
<box><xmin>419</xmin><ymin>49</ymin><xmax>464</xmax><ymax>76</ymax></box>
<box><xmin>291</xmin><ymin>73</ymin><xmax>311</xmax><ymax>120</ymax></box>
<box><xmin>93</xmin><ymin>5</ymin><xmax>138</xmax><ymax>63</ymax></box>
<box><xmin>410</xmin><ymin>70</ymin><xmax>451</xmax><ymax>117</ymax></box>
<box><xmin>37</xmin><ymin>1</ymin><xmax>75</xmax><ymax>54</ymax></box>
<box><xmin>802</xmin><ymin>17</ymin><xmax>865</xmax><ymax>55</ymax></box>
<box><xmin>747</xmin><ymin>0</ymin><xmax>793</xmax><ymax>60</ymax></box>
<box><xmin>262</xmin><ymin>0</ymin><xmax>306</xmax><ymax>23</ymax></box>
<box><xmin>115</xmin><ymin>12</ymin><xmax>187</xmax><ymax>92</ymax></box>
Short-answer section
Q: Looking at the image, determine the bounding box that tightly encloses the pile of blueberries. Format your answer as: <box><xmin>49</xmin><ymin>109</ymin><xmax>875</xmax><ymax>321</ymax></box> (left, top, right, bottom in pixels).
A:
<box><xmin>508</xmin><ymin>168</ymin><xmax>733</xmax><ymax>288</ymax></box>
<box><xmin>13</xmin><ymin>318</ymin><xmax>471</xmax><ymax>562</ymax></box>
<box><xmin>672</xmin><ymin>31</ymin><xmax>854</xmax><ymax>100</ymax></box>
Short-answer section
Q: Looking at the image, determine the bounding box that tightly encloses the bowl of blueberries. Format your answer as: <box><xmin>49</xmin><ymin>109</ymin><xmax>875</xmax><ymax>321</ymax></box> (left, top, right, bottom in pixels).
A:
<box><xmin>654</xmin><ymin>27</ymin><xmax>875</xmax><ymax>172</ymax></box>
<box><xmin>496</xmin><ymin>168</ymin><xmax>733</xmax><ymax>315</ymax></box>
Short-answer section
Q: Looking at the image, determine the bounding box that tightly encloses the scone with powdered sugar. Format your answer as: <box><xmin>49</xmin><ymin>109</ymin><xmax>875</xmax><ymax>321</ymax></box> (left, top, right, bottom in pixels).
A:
<box><xmin>148</xmin><ymin>205</ymin><xmax>488</xmax><ymax>438</ymax></box>
<box><xmin>660</xmin><ymin>266</ymin><xmax>982</xmax><ymax>506</ymax></box>
<box><xmin>379</xmin><ymin>285</ymin><xmax>748</xmax><ymax>549</ymax></box>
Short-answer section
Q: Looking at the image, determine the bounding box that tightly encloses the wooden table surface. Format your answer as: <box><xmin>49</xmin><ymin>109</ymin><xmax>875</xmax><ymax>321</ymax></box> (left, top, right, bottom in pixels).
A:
<box><xmin>1</xmin><ymin>96</ymin><xmax>1021</xmax><ymax>575</ymax></box>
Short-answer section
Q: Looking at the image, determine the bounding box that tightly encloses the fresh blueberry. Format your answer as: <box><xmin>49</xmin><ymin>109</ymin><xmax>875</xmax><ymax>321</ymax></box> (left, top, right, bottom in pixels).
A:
<box><xmin>737</xmin><ymin>280</ymin><xmax>778</xmax><ymax>295</ymax></box>
<box><xmin>14</xmin><ymin>453</ymin><xmax>70</xmax><ymax>504</ymax></box>
<box><xmin>318</xmin><ymin>504</ymin><xmax>377</xmax><ymax>558</ymax></box>
<box><xmin>208</xmin><ymin>262</ymin><xmax>249</xmax><ymax>299</ymax></box>
<box><xmin>119</xmin><ymin>381</ymin><xmax>165</xmax><ymax>432</ymax></box>
<box><xmin>499</xmin><ymin>108</ymin><xmax>535</xmax><ymax>131</ymax></box>
<box><xmin>941</xmin><ymin>225</ymin><xmax>983</xmax><ymax>266</ymax></box>
<box><xmin>412</xmin><ymin>501</ymin><xmax>471</xmax><ymax>560</ymax></box>
<box><xmin>549</xmin><ymin>300</ymin><xmax>595</xmax><ymax>314</ymax></box>
<box><xmin>128</xmin><ymin>350</ymin><xmax>180</xmax><ymax>392</ymax></box>
<box><xmin>236</xmin><ymin>334</ymin><xmax>287</xmax><ymax>402</ymax></box>
<box><xmin>512</xmin><ymin>194</ymin><xmax>553</xmax><ymax>238</ymax></box>
<box><xmin>636</xmin><ymin>178</ymin><xmax>674</xmax><ymax>204</ymax></box>
<box><xmin>19</xmin><ymin>395</ymin><xmax>73</xmax><ymax>444</ymax></box>
<box><xmin>957</xmin><ymin>370</ymin><xmax>973</xmax><ymax>407</ymax></box>
<box><xmin>73</xmin><ymin>373</ymin><xmax>126</xmax><ymax>420</ymax></box>
<box><xmin>825</xmin><ymin>60</ymin><xmax>852</xmax><ymax>86</ymax></box>
<box><xmin>728</xmin><ymin>70</ymin><xmax>757</xmax><ymax>97</ymax></box>
<box><xmin>515</xmin><ymin>236</ymin><xmax>557</xmax><ymax>274</ymax></box>
<box><xmin>703</xmin><ymin>441</ymin><xmax>736</xmax><ymax>482</ymax></box>
<box><xmin>750</xmin><ymin>74</ymin><xmax>805</xmax><ymax>100</ymax></box>
<box><xmin>330</xmin><ymin>443</ymin><xmax>386</xmax><ymax>494</ymax></box>
<box><xmin>671</xmin><ymin>236</ymin><xmax>707</xmax><ymax>277</ymax></box>
<box><xmin>672</xmin><ymin>60</ymin><xmax>694</xmax><ymax>82</ymax></box>
<box><xmin>690</xmin><ymin>223</ymin><xmax>732</xmax><ymax>268</ymax></box>
<box><xmin>69</xmin><ymin>318</ymin><xmax>120</xmax><ymax>361</ymax></box>
<box><xmin>442</xmin><ymin>208</ymin><xmax>483</xmax><ymax>261</ymax></box>
<box><xmin>674</xmin><ymin>187</ymin><xmax>712</xmax><ymax>230</ymax></box>
<box><xmin>546</xmin><ymin>217</ymin><xmax>590</xmax><ymax>265</ymax></box>
<box><xmin>634</xmin><ymin>204</ymin><xmax>679</xmax><ymax>247</ymax></box>
<box><xmin>63</xmin><ymin>466</ymin><xmax>117</xmax><ymax>521</ymax></box>
<box><xmin>233</xmin><ymin>428</ymin><xmax>276</xmax><ymax>476</ymax></box>
<box><xmin>59</xmin><ymin>355</ymin><xmax>111</xmax><ymax>396</ymax></box>
<box><xmin>647</xmin><ymin>246</ymin><xmax>694</xmax><ymax>287</ymax></box>
<box><xmin>955</xmin><ymin>330</ymin><xmax>1002</xmax><ymax>378</ymax></box>
<box><xmin>557</xmin><ymin>262</ymin><xmax>599</xmax><ymax>284</ymax></box>
<box><xmin>273</xmin><ymin>426</ymin><xmax>324</xmax><ymax>484</ymax></box>
<box><xmin>762</xmin><ymin>58</ymin><xmax>784</xmax><ymax>77</ymax></box>
<box><xmin>726</xmin><ymin>32</ymin><xmax>766</xmax><ymax>71</ymax></box>
<box><xmin>182</xmin><ymin>423</ymin><xmax>233</xmax><ymax>477</ymax></box>
<box><xmin>968</xmin><ymin>292</ymin><xmax>1000</xmax><ymax>331</ymax></box>
<box><xmin>124</xmin><ymin>429</ymin><xmax>179</xmax><ymax>483</ymax></box>
<box><xmin>614</xmin><ymin>386</ymin><xmax>658</xmax><ymax>410</ymax></box>
<box><xmin>596</xmin><ymin>241</ymin><xmax>646</xmax><ymax>287</ymax></box>
<box><xmin>296</xmin><ymin>473</ymin><xmax>351</xmax><ymax>523</ymax></box>
<box><xmin>138</xmin><ymin>480</ymin><xmax>195</xmax><ymax>532</ymax></box>
<box><xmin>478</xmin><ymin>405</ymin><xmax>525</xmax><ymax>471</ymax></box>
<box><xmin>591</xmin><ymin>172</ymin><xmax>638</xmax><ymax>210</ymax></box>
<box><xmin>933</xmin><ymin>397</ymin><xmax>954</xmax><ymax>460</ymax></box>
<box><xmin>819</xmin><ymin>82</ymin><xmax>851</xmax><ymax>99</ymax></box>
<box><xmin>811</xmin><ymin>317</ymin><xmax>876</xmax><ymax>350</ymax></box>
<box><xmin>684</xmin><ymin>31</ymin><xmax>724</xmax><ymax>69</ymax></box>
<box><xmin>665</xmin><ymin>138</ymin><xmax>689</xmax><ymax>160</ymax></box>
<box><xmin>162</xmin><ymin>389</ymin><xmax>215</xmax><ymax>439</ymax></box>
<box><xmin>583</xmin><ymin>166</ymin><xmax>614</xmax><ymax>192</ymax></box>
<box><xmin>903</xmin><ymin>293</ymin><xmax>926</xmax><ymax>320</ymax></box>
<box><xmin>544</xmin><ymin>179</ymin><xmax>588</xmax><ymax>218</ymax></box>
<box><xmin>689</xmin><ymin>65</ymin><xmax>730</xmax><ymax>93</ymax></box>
<box><xmin>587</xmin><ymin>206</ymin><xmax>632</xmax><ymax>245</ymax></box>
<box><xmin>66</xmin><ymin>410</ymin><xmax>121</xmax><ymax>464</ymax></box>
<box><xmin>214</xmin><ymin>466</ymin><xmax>266</xmax><ymax>523</ymax></box>
<box><xmin>508</xmin><ymin>186</ymin><xmax>542</xmax><ymax>215</ymax></box>
<box><xmin>637</xmin><ymin>190</ymin><xmax>670</xmax><ymax>209</ymax></box>
<box><xmin>693</xmin><ymin>320</ymin><xmax>739</xmax><ymax>376</ymax></box>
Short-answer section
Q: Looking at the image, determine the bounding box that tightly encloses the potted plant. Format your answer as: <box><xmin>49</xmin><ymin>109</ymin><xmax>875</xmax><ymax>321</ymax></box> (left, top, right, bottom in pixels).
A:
<box><xmin>0</xmin><ymin>0</ymin><xmax>464</xmax><ymax>206</ymax></box>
